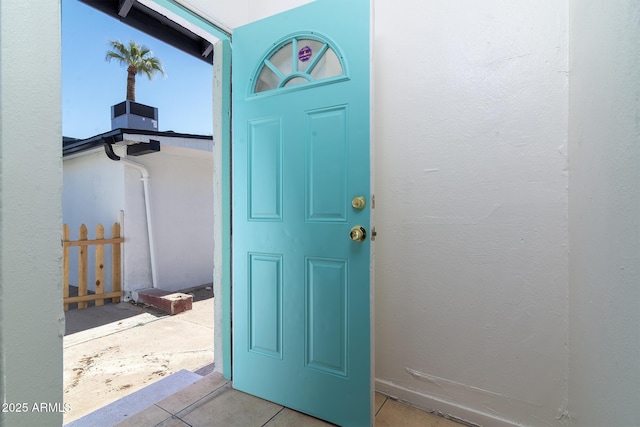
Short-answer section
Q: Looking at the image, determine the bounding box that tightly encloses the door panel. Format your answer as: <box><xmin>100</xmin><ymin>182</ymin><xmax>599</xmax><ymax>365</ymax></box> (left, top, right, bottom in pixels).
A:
<box><xmin>306</xmin><ymin>106</ymin><xmax>348</xmax><ymax>221</ymax></box>
<box><xmin>232</xmin><ymin>1</ymin><xmax>371</xmax><ymax>425</ymax></box>
<box><xmin>248</xmin><ymin>118</ymin><xmax>283</xmax><ymax>220</ymax></box>
<box><xmin>248</xmin><ymin>253</ymin><xmax>282</xmax><ymax>358</ymax></box>
<box><xmin>305</xmin><ymin>257</ymin><xmax>348</xmax><ymax>376</ymax></box>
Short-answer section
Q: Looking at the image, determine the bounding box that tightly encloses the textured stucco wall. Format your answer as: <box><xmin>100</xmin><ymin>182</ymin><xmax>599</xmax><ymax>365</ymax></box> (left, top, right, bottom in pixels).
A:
<box><xmin>63</xmin><ymin>139</ymin><xmax>213</xmax><ymax>296</ymax></box>
<box><xmin>0</xmin><ymin>1</ymin><xmax>64</xmax><ymax>426</ymax></box>
<box><xmin>372</xmin><ymin>2</ymin><xmax>569</xmax><ymax>426</ymax></box>
<box><xmin>63</xmin><ymin>152</ymin><xmax>125</xmax><ymax>292</ymax></box>
<box><xmin>568</xmin><ymin>2</ymin><xmax>640</xmax><ymax>426</ymax></box>
<box><xmin>121</xmin><ymin>143</ymin><xmax>214</xmax><ymax>294</ymax></box>
<box><xmin>142</xmin><ymin>146</ymin><xmax>214</xmax><ymax>292</ymax></box>
<box><xmin>122</xmin><ymin>159</ymin><xmax>154</xmax><ymax>291</ymax></box>
<box><xmin>246</xmin><ymin>0</ymin><xmax>312</xmax><ymax>22</ymax></box>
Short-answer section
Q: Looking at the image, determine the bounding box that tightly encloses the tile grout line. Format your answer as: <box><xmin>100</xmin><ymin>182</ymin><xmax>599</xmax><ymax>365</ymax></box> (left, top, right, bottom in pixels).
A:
<box><xmin>375</xmin><ymin>396</ymin><xmax>388</xmax><ymax>418</ymax></box>
<box><xmin>151</xmin><ymin>405</ymin><xmax>192</xmax><ymax>427</ymax></box>
<box><xmin>167</xmin><ymin>379</ymin><xmax>232</xmax><ymax>419</ymax></box>
<box><xmin>261</xmin><ymin>406</ymin><xmax>286</xmax><ymax>427</ymax></box>
<box><xmin>165</xmin><ymin>414</ymin><xmax>193</xmax><ymax>427</ymax></box>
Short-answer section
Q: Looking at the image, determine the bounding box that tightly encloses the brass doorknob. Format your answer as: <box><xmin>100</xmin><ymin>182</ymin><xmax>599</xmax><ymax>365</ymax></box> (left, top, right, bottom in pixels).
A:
<box><xmin>351</xmin><ymin>196</ymin><xmax>366</xmax><ymax>210</ymax></box>
<box><xmin>349</xmin><ymin>226</ymin><xmax>367</xmax><ymax>242</ymax></box>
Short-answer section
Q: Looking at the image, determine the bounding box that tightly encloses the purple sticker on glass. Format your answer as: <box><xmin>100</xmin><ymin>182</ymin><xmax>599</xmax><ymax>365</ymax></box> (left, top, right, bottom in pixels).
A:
<box><xmin>298</xmin><ymin>46</ymin><xmax>312</xmax><ymax>62</ymax></box>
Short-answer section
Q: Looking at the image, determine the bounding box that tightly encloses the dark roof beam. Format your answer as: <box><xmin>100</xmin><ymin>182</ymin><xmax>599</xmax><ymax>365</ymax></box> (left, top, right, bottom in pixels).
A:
<box><xmin>118</xmin><ymin>0</ymin><xmax>135</xmax><ymax>18</ymax></box>
<box><xmin>202</xmin><ymin>42</ymin><xmax>213</xmax><ymax>59</ymax></box>
<box><xmin>78</xmin><ymin>0</ymin><xmax>213</xmax><ymax>64</ymax></box>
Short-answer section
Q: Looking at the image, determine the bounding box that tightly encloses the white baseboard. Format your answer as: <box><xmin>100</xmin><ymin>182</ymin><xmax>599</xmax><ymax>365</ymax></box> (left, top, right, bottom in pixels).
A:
<box><xmin>375</xmin><ymin>378</ymin><xmax>519</xmax><ymax>427</ymax></box>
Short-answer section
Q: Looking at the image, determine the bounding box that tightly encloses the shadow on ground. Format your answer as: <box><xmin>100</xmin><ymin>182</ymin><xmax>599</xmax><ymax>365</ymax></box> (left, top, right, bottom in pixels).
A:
<box><xmin>64</xmin><ymin>301</ymin><xmax>165</xmax><ymax>335</ymax></box>
<box><xmin>184</xmin><ymin>285</ymin><xmax>214</xmax><ymax>302</ymax></box>
<box><xmin>64</xmin><ymin>284</ymin><xmax>213</xmax><ymax>335</ymax></box>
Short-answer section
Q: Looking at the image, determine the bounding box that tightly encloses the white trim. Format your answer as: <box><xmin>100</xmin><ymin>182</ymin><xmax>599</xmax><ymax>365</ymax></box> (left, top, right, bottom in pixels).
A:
<box><xmin>137</xmin><ymin>0</ymin><xmax>226</xmax><ymax>43</ymax></box>
<box><xmin>62</xmin><ymin>146</ymin><xmax>104</xmax><ymax>161</ymax></box>
<box><xmin>212</xmin><ymin>39</ymin><xmax>225</xmax><ymax>376</ymax></box>
<box><xmin>171</xmin><ymin>0</ymin><xmax>233</xmax><ymax>36</ymax></box>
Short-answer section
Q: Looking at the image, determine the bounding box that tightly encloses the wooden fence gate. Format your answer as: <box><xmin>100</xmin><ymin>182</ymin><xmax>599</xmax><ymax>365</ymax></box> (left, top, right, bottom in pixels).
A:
<box><xmin>62</xmin><ymin>223</ymin><xmax>124</xmax><ymax>310</ymax></box>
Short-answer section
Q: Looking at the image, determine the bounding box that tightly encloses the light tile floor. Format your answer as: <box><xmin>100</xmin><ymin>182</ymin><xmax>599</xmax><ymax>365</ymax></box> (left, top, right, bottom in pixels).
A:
<box><xmin>114</xmin><ymin>373</ymin><xmax>465</xmax><ymax>427</ymax></box>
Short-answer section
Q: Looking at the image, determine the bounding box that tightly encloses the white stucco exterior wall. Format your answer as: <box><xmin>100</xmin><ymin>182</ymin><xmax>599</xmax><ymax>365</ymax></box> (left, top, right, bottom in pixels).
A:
<box><xmin>120</xmin><ymin>142</ymin><xmax>214</xmax><ymax>294</ymax></box>
<box><xmin>0</xmin><ymin>1</ymin><xmax>64</xmax><ymax>426</ymax></box>
<box><xmin>568</xmin><ymin>2</ymin><xmax>640</xmax><ymax>426</ymax></box>
<box><xmin>63</xmin><ymin>140</ymin><xmax>214</xmax><ymax>296</ymax></box>
<box><xmin>63</xmin><ymin>151</ymin><xmax>125</xmax><ymax>292</ymax></box>
<box><xmin>63</xmin><ymin>152</ymin><xmax>125</xmax><ymax>230</ymax></box>
<box><xmin>122</xmin><ymin>162</ymin><xmax>153</xmax><ymax>291</ymax></box>
<box><xmin>136</xmin><ymin>147</ymin><xmax>215</xmax><ymax>292</ymax></box>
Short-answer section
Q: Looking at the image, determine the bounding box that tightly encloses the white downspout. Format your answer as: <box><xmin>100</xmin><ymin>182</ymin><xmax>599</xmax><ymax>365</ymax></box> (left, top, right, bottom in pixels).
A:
<box><xmin>120</xmin><ymin>157</ymin><xmax>159</xmax><ymax>289</ymax></box>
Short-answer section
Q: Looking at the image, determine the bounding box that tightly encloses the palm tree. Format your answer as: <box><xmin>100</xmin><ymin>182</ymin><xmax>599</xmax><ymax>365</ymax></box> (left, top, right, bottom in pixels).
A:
<box><xmin>105</xmin><ymin>40</ymin><xmax>165</xmax><ymax>102</ymax></box>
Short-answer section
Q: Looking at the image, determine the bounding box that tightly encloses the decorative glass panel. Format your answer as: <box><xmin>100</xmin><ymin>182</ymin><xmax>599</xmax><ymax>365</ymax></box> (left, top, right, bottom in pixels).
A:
<box><xmin>253</xmin><ymin>34</ymin><xmax>346</xmax><ymax>94</ymax></box>
<box><xmin>309</xmin><ymin>48</ymin><xmax>343</xmax><ymax>81</ymax></box>
<box><xmin>256</xmin><ymin>67</ymin><xmax>280</xmax><ymax>94</ymax></box>
<box><xmin>269</xmin><ymin>42</ymin><xmax>294</xmax><ymax>76</ymax></box>
<box><xmin>283</xmin><ymin>76</ymin><xmax>310</xmax><ymax>88</ymax></box>
<box><xmin>295</xmin><ymin>39</ymin><xmax>326</xmax><ymax>73</ymax></box>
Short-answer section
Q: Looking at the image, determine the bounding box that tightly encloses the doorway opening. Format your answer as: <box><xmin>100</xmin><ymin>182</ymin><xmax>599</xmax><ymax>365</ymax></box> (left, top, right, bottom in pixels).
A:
<box><xmin>61</xmin><ymin>0</ymin><xmax>220</xmax><ymax>423</ymax></box>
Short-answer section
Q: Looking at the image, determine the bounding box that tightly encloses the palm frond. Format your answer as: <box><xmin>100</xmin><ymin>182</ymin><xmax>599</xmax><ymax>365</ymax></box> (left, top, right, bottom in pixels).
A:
<box><xmin>105</xmin><ymin>39</ymin><xmax>165</xmax><ymax>101</ymax></box>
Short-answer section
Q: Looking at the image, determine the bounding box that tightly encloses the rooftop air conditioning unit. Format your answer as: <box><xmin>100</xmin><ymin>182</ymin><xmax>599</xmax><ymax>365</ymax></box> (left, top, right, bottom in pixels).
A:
<box><xmin>111</xmin><ymin>100</ymin><xmax>158</xmax><ymax>131</ymax></box>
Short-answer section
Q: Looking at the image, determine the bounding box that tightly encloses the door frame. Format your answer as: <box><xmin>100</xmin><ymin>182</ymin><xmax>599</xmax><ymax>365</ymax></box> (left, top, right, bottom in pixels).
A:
<box><xmin>212</xmin><ymin>38</ymin><xmax>232</xmax><ymax>380</ymax></box>
<box><xmin>144</xmin><ymin>0</ymin><xmax>234</xmax><ymax>379</ymax></box>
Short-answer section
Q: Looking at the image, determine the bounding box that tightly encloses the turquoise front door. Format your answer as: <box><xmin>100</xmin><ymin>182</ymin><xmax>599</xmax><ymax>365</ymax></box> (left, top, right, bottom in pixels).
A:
<box><xmin>232</xmin><ymin>1</ymin><xmax>371</xmax><ymax>425</ymax></box>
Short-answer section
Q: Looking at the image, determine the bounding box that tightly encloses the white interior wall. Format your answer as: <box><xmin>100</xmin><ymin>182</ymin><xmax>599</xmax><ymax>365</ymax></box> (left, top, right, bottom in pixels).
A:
<box><xmin>63</xmin><ymin>152</ymin><xmax>125</xmax><ymax>292</ymax></box>
<box><xmin>568</xmin><ymin>2</ymin><xmax>640</xmax><ymax>426</ymax></box>
<box><xmin>0</xmin><ymin>1</ymin><xmax>63</xmax><ymax>425</ymax></box>
<box><xmin>372</xmin><ymin>2</ymin><xmax>569</xmax><ymax>426</ymax></box>
<box><xmin>245</xmin><ymin>0</ymin><xmax>312</xmax><ymax>22</ymax></box>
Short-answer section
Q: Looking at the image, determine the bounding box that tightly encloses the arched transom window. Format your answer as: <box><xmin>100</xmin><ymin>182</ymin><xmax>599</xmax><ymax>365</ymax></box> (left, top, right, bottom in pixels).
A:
<box><xmin>252</xmin><ymin>33</ymin><xmax>347</xmax><ymax>94</ymax></box>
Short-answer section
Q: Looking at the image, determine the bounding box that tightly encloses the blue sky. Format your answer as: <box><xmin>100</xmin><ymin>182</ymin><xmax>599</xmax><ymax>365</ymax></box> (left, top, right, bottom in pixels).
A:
<box><xmin>62</xmin><ymin>0</ymin><xmax>213</xmax><ymax>139</ymax></box>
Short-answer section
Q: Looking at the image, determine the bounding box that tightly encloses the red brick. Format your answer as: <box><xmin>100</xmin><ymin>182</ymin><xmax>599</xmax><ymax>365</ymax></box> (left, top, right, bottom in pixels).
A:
<box><xmin>135</xmin><ymin>288</ymin><xmax>193</xmax><ymax>315</ymax></box>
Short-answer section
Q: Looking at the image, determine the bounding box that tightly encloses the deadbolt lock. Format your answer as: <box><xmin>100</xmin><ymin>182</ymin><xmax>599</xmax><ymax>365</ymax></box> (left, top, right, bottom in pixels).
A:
<box><xmin>349</xmin><ymin>225</ymin><xmax>367</xmax><ymax>242</ymax></box>
<box><xmin>351</xmin><ymin>196</ymin><xmax>366</xmax><ymax>210</ymax></box>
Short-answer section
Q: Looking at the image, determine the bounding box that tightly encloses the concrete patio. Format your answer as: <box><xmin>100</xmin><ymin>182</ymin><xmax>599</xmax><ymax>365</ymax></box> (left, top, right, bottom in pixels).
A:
<box><xmin>63</xmin><ymin>286</ymin><xmax>214</xmax><ymax>425</ymax></box>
